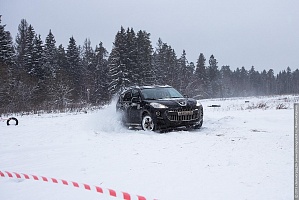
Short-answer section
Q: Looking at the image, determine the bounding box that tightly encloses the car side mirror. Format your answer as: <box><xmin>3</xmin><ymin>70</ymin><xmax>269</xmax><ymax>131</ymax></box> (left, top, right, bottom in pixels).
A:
<box><xmin>131</xmin><ymin>97</ymin><xmax>141</xmax><ymax>103</ymax></box>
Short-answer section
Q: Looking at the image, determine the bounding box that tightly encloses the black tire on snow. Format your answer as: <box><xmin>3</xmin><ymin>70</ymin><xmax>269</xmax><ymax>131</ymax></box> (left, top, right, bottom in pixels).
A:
<box><xmin>7</xmin><ymin>117</ymin><xmax>18</xmax><ymax>126</ymax></box>
<box><xmin>141</xmin><ymin>114</ymin><xmax>156</xmax><ymax>131</ymax></box>
<box><xmin>193</xmin><ymin>120</ymin><xmax>203</xmax><ymax>129</ymax></box>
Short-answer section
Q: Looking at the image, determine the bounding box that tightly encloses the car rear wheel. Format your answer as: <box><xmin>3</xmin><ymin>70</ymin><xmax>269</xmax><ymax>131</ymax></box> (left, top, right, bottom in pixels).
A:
<box><xmin>141</xmin><ymin>114</ymin><xmax>156</xmax><ymax>131</ymax></box>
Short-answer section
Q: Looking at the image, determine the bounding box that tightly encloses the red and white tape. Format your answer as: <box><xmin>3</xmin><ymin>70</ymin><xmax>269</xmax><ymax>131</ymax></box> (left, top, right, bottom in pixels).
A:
<box><xmin>0</xmin><ymin>170</ymin><xmax>156</xmax><ymax>200</ymax></box>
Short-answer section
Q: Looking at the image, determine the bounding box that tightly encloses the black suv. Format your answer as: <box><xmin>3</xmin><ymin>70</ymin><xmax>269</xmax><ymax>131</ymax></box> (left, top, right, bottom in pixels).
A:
<box><xmin>116</xmin><ymin>85</ymin><xmax>203</xmax><ymax>131</ymax></box>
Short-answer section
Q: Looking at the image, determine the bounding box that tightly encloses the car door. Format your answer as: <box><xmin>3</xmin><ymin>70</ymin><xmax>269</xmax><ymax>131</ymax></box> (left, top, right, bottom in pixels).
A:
<box><xmin>119</xmin><ymin>90</ymin><xmax>132</xmax><ymax>123</ymax></box>
<box><xmin>129</xmin><ymin>89</ymin><xmax>142</xmax><ymax>124</ymax></box>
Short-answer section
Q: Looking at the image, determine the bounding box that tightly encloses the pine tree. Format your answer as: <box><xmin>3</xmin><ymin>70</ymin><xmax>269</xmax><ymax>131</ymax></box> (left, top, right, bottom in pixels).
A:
<box><xmin>177</xmin><ymin>50</ymin><xmax>188</xmax><ymax>93</ymax></box>
<box><xmin>0</xmin><ymin>16</ymin><xmax>15</xmax><ymax>66</ymax></box>
<box><xmin>57</xmin><ymin>44</ymin><xmax>67</xmax><ymax>75</ymax></box>
<box><xmin>152</xmin><ymin>39</ymin><xmax>178</xmax><ymax>86</ymax></box>
<box><xmin>208</xmin><ymin>55</ymin><xmax>218</xmax><ymax>80</ymax></box>
<box><xmin>125</xmin><ymin>28</ymin><xmax>138</xmax><ymax>85</ymax></box>
<box><xmin>16</xmin><ymin>24</ymin><xmax>42</xmax><ymax>108</ymax></box>
<box><xmin>152</xmin><ymin>38</ymin><xmax>165</xmax><ymax>85</ymax></box>
<box><xmin>249</xmin><ymin>66</ymin><xmax>262</xmax><ymax>95</ymax></box>
<box><xmin>184</xmin><ymin>61</ymin><xmax>195</xmax><ymax>97</ymax></box>
<box><xmin>44</xmin><ymin>30</ymin><xmax>58</xmax><ymax>79</ymax></box>
<box><xmin>42</xmin><ymin>30</ymin><xmax>59</xmax><ymax>105</ymax></box>
<box><xmin>165</xmin><ymin>46</ymin><xmax>178</xmax><ymax>88</ymax></box>
<box><xmin>0</xmin><ymin>15</ymin><xmax>15</xmax><ymax>111</ymax></box>
<box><xmin>20</xmin><ymin>25</ymin><xmax>46</xmax><ymax>106</ymax></box>
<box><xmin>192</xmin><ymin>53</ymin><xmax>208</xmax><ymax>97</ymax></box>
<box><xmin>108</xmin><ymin>27</ymin><xmax>129</xmax><ymax>95</ymax></box>
<box><xmin>32</xmin><ymin>34</ymin><xmax>48</xmax><ymax>104</ymax></box>
<box><xmin>240</xmin><ymin>67</ymin><xmax>249</xmax><ymax>96</ymax></box>
<box><xmin>23</xmin><ymin>24</ymin><xmax>36</xmax><ymax>76</ymax></box>
<box><xmin>194</xmin><ymin>53</ymin><xmax>207</xmax><ymax>82</ymax></box>
<box><xmin>266</xmin><ymin>69</ymin><xmax>276</xmax><ymax>94</ymax></box>
<box><xmin>292</xmin><ymin>69</ymin><xmax>299</xmax><ymax>94</ymax></box>
<box><xmin>207</xmin><ymin>55</ymin><xmax>220</xmax><ymax>97</ymax></box>
<box><xmin>15</xmin><ymin>19</ymin><xmax>28</xmax><ymax>69</ymax></box>
<box><xmin>32</xmin><ymin>34</ymin><xmax>44</xmax><ymax>78</ymax></box>
<box><xmin>286</xmin><ymin>67</ymin><xmax>292</xmax><ymax>93</ymax></box>
<box><xmin>82</xmin><ymin>38</ymin><xmax>95</xmax><ymax>72</ymax></box>
<box><xmin>0</xmin><ymin>60</ymin><xmax>10</xmax><ymax>111</ymax></box>
<box><xmin>81</xmin><ymin>38</ymin><xmax>95</xmax><ymax>103</ymax></box>
<box><xmin>260</xmin><ymin>70</ymin><xmax>268</xmax><ymax>95</ymax></box>
<box><xmin>53</xmin><ymin>44</ymin><xmax>73</xmax><ymax>107</ymax></box>
<box><xmin>249</xmin><ymin>66</ymin><xmax>257</xmax><ymax>95</ymax></box>
<box><xmin>220</xmin><ymin>65</ymin><xmax>232</xmax><ymax>97</ymax></box>
<box><xmin>136</xmin><ymin>30</ymin><xmax>154</xmax><ymax>85</ymax></box>
<box><xmin>276</xmin><ymin>70</ymin><xmax>287</xmax><ymax>95</ymax></box>
<box><xmin>66</xmin><ymin>36</ymin><xmax>82</xmax><ymax>101</ymax></box>
<box><xmin>94</xmin><ymin>42</ymin><xmax>109</xmax><ymax>103</ymax></box>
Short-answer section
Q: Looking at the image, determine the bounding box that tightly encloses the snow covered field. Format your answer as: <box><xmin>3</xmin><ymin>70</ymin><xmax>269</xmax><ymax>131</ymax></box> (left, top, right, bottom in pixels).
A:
<box><xmin>1</xmin><ymin>95</ymin><xmax>298</xmax><ymax>200</ymax></box>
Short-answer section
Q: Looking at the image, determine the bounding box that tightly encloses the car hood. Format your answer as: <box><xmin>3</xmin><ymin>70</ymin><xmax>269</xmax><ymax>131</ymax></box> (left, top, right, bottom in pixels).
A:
<box><xmin>146</xmin><ymin>98</ymin><xmax>197</xmax><ymax>107</ymax></box>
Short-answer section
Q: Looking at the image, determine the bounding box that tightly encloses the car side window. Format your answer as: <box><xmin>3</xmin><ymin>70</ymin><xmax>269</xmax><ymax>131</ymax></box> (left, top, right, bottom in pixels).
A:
<box><xmin>132</xmin><ymin>89</ymin><xmax>140</xmax><ymax>98</ymax></box>
<box><xmin>123</xmin><ymin>90</ymin><xmax>132</xmax><ymax>102</ymax></box>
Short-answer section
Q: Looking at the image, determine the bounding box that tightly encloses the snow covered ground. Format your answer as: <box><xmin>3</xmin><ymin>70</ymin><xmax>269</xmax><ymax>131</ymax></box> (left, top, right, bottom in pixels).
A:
<box><xmin>1</xmin><ymin>95</ymin><xmax>298</xmax><ymax>200</ymax></box>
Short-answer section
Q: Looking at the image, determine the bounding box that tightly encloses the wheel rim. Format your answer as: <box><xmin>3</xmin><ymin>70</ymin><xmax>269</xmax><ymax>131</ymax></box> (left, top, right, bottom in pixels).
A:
<box><xmin>142</xmin><ymin>115</ymin><xmax>154</xmax><ymax>131</ymax></box>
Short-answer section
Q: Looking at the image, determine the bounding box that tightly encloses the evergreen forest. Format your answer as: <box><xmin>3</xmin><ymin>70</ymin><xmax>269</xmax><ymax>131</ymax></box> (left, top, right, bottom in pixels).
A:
<box><xmin>1</xmin><ymin>17</ymin><xmax>298</xmax><ymax>114</ymax></box>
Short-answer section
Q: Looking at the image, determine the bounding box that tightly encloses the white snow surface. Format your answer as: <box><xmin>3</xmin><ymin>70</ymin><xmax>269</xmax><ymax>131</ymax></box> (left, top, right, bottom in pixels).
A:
<box><xmin>1</xmin><ymin>95</ymin><xmax>297</xmax><ymax>200</ymax></box>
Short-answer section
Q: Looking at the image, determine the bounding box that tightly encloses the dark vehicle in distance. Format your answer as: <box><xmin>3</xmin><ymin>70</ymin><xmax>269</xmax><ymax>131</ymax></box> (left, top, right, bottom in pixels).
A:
<box><xmin>116</xmin><ymin>85</ymin><xmax>203</xmax><ymax>131</ymax></box>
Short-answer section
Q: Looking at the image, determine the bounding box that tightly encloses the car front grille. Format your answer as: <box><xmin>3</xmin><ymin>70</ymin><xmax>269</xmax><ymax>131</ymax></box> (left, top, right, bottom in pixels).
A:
<box><xmin>166</xmin><ymin>107</ymin><xmax>201</xmax><ymax>121</ymax></box>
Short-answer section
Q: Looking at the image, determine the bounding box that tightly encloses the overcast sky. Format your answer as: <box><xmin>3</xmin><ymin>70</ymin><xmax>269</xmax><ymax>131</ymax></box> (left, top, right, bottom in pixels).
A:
<box><xmin>1</xmin><ymin>0</ymin><xmax>298</xmax><ymax>72</ymax></box>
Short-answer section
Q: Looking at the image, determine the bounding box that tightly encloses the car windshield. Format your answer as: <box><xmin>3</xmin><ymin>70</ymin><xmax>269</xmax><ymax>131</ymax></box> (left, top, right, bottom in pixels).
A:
<box><xmin>141</xmin><ymin>87</ymin><xmax>184</xmax><ymax>100</ymax></box>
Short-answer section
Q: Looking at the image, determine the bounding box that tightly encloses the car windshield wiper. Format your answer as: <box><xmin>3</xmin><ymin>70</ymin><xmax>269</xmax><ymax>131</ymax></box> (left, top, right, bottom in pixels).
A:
<box><xmin>145</xmin><ymin>98</ymin><xmax>157</xmax><ymax>100</ymax></box>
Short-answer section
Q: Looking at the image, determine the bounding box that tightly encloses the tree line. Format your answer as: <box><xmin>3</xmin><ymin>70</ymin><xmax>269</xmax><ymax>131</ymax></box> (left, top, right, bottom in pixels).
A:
<box><xmin>0</xmin><ymin>16</ymin><xmax>298</xmax><ymax>114</ymax></box>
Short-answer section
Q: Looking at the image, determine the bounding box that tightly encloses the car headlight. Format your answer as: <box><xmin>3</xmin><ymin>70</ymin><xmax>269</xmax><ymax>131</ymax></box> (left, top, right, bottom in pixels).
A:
<box><xmin>150</xmin><ymin>102</ymin><xmax>168</xmax><ymax>109</ymax></box>
<box><xmin>196</xmin><ymin>100</ymin><xmax>202</xmax><ymax>107</ymax></box>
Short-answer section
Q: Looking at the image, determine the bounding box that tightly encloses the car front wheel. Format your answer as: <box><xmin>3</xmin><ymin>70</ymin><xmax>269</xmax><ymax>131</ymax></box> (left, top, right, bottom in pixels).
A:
<box><xmin>141</xmin><ymin>114</ymin><xmax>156</xmax><ymax>131</ymax></box>
<box><xmin>193</xmin><ymin>120</ymin><xmax>203</xmax><ymax>129</ymax></box>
